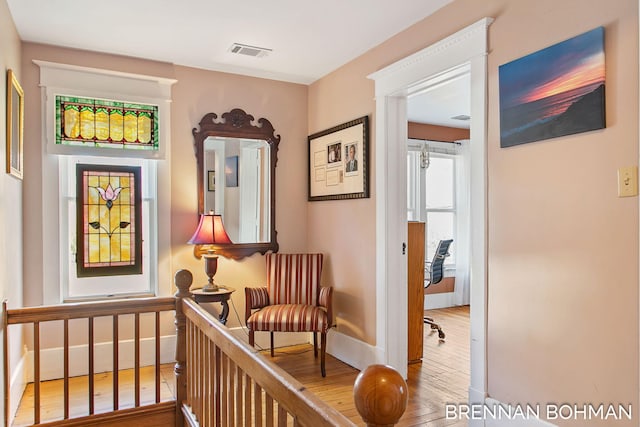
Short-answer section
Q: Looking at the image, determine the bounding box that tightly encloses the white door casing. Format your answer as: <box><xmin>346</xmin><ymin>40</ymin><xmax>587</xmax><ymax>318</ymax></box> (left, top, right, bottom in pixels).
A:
<box><xmin>368</xmin><ymin>18</ymin><xmax>492</xmax><ymax>424</ymax></box>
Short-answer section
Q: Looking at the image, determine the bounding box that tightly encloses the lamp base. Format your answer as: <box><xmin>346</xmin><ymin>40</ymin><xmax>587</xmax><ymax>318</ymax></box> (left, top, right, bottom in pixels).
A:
<box><xmin>202</xmin><ymin>252</ymin><xmax>220</xmax><ymax>292</ymax></box>
<box><xmin>201</xmin><ymin>283</ymin><xmax>220</xmax><ymax>293</ymax></box>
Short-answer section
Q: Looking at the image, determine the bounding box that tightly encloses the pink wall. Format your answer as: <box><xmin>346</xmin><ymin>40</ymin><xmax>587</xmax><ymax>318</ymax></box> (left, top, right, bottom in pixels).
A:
<box><xmin>486</xmin><ymin>1</ymin><xmax>638</xmax><ymax>421</ymax></box>
<box><xmin>309</xmin><ymin>0</ymin><xmax>638</xmax><ymax>423</ymax></box>
<box><xmin>170</xmin><ymin>65</ymin><xmax>309</xmax><ymax>322</ymax></box>
<box><xmin>20</xmin><ymin>44</ymin><xmax>308</xmax><ymax>330</ymax></box>
<box><xmin>308</xmin><ymin>56</ymin><xmax>379</xmax><ymax>343</ymax></box>
<box><xmin>8</xmin><ymin>0</ymin><xmax>640</xmax><ymax>422</ymax></box>
<box><xmin>0</xmin><ymin>0</ymin><xmax>24</xmax><ymax>417</ymax></box>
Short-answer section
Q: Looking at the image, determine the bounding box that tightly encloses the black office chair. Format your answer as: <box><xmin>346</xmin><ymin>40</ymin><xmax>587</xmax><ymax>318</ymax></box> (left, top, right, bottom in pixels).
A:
<box><xmin>424</xmin><ymin>239</ymin><xmax>453</xmax><ymax>340</ymax></box>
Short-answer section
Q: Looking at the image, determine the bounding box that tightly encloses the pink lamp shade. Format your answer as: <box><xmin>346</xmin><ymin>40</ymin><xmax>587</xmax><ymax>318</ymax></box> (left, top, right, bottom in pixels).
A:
<box><xmin>188</xmin><ymin>213</ymin><xmax>231</xmax><ymax>292</ymax></box>
<box><xmin>188</xmin><ymin>213</ymin><xmax>232</xmax><ymax>245</ymax></box>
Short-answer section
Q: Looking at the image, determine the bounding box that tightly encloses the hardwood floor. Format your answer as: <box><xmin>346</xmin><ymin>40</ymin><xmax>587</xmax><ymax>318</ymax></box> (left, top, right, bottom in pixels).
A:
<box><xmin>268</xmin><ymin>305</ymin><xmax>470</xmax><ymax>427</ymax></box>
<box><xmin>12</xmin><ymin>306</ymin><xmax>469</xmax><ymax>427</ymax></box>
<box><xmin>12</xmin><ymin>365</ymin><xmax>176</xmax><ymax>426</ymax></box>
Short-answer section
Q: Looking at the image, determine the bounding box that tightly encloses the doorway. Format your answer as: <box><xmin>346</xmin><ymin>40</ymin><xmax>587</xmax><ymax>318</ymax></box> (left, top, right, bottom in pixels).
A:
<box><xmin>407</xmin><ymin>67</ymin><xmax>472</xmax><ymax>310</ymax></box>
<box><xmin>406</xmin><ymin>67</ymin><xmax>472</xmax><ymax>409</ymax></box>
<box><xmin>368</xmin><ymin>17</ymin><xmax>492</xmax><ymax>412</ymax></box>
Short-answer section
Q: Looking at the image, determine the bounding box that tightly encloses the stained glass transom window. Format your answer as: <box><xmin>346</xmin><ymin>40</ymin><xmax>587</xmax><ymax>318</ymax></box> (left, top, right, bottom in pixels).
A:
<box><xmin>76</xmin><ymin>164</ymin><xmax>142</xmax><ymax>277</ymax></box>
<box><xmin>57</xmin><ymin>96</ymin><xmax>158</xmax><ymax>150</ymax></box>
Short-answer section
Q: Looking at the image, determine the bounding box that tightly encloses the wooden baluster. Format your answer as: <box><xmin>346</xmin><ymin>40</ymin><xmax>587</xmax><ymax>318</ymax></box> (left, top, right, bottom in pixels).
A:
<box><xmin>155</xmin><ymin>311</ymin><xmax>161</xmax><ymax>403</ymax></box>
<box><xmin>235</xmin><ymin>365</ymin><xmax>243</xmax><ymax>427</ymax></box>
<box><xmin>113</xmin><ymin>315</ymin><xmax>119</xmax><ymax>411</ymax></box>
<box><xmin>207</xmin><ymin>338</ymin><xmax>213</xmax><ymax>427</ymax></box>
<box><xmin>244</xmin><ymin>374</ymin><xmax>252</xmax><ymax>427</ymax></box>
<box><xmin>253</xmin><ymin>383</ymin><xmax>262</xmax><ymax>427</ymax></box>
<box><xmin>33</xmin><ymin>321</ymin><xmax>40</xmax><ymax>424</ymax></box>
<box><xmin>186</xmin><ymin>321</ymin><xmax>193</xmax><ymax>413</ymax></box>
<box><xmin>353</xmin><ymin>364</ymin><xmax>408</xmax><ymax>427</ymax></box>
<box><xmin>88</xmin><ymin>317</ymin><xmax>94</xmax><ymax>415</ymax></box>
<box><xmin>195</xmin><ymin>328</ymin><xmax>204</xmax><ymax>421</ymax></box>
<box><xmin>203</xmin><ymin>332</ymin><xmax>208</xmax><ymax>427</ymax></box>
<box><xmin>134</xmin><ymin>312</ymin><xmax>140</xmax><ymax>407</ymax></box>
<box><xmin>277</xmin><ymin>404</ymin><xmax>287</xmax><ymax>427</ymax></box>
<box><xmin>174</xmin><ymin>269</ymin><xmax>193</xmax><ymax>427</ymax></box>
<box><xmin>64</xmin><ymin>318</ymin><xmax>69</xmax><ymax>419</ymax></box>
<box><xmin>218</xmin><ymin>349</ymin><xmax>229</xmax><ymax>426</ymax></box>
<box><xmin>265</xmin><ymin>394</ymin><xmax>274</xmax><ymax>427</ymax></box>
<box><xmin>214</xmin><ymin>345</ymin><xmax>221</xmax><ymax>427</ymax></box>
<box><xmin>228</xmin><ymin>358</ymin><xmax>235</xmax><ymax>427</ymax></box>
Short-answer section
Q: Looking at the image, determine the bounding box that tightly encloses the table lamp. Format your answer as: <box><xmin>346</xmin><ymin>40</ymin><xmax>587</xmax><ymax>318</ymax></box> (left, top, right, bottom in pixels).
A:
<box><xmin>188</xmin><ymin>212</ymin><xmax>232</xmax><ymax>292</ymax></box>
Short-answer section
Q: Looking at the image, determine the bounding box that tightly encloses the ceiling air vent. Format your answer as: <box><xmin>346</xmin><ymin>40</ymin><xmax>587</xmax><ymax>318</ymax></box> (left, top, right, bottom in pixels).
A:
<box><xmin>229</xmin><ymin>43</ymin><xmax>272</xmax><ymax>58</ymax></box>
<box><xmin>451</xmin><ymin>114</ymin><xmax>471</xmax><ymax>121</ymax></box>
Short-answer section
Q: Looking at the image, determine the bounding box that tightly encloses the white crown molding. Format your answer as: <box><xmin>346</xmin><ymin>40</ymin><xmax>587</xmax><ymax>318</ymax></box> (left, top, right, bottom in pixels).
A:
<box><xmin>368</xmin><ymin>17</ymin><xmax>493</xmax><ymax>96</ymax></box>
<box><xmin>33</xmin><ymin>59</ymin><xmax>177</xmax><ymax>88</ymax></box>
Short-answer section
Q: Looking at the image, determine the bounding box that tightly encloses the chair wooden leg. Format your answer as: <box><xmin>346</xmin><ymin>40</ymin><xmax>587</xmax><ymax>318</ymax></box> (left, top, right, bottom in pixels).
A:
<box><xmin>313</xmin><ymin>332</ymin><xmax>318</xmax><ymax>358</ymax></box>
<box><xmin>270</xmin><ymin>332</ymin><xmax>274</xmax><ymax>357</ymax></box>
<box><xmin>424</xmin><ymin>316</ymin><xmax>446</xmax><ymax>340</ymax></box>
<box><xmin>320</xmin><ymin>332</ymin><xmax>327</xmax><ymax>377</ymax></box>
<box><xmin>249</xmin><ymin>330</ymin><xmax>255</xmax><ymax>347</ymax></box>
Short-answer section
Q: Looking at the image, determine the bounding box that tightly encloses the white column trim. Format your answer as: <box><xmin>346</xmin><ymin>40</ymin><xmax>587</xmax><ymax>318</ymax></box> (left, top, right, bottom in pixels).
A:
<box><xmin>368</xmin><ymin>17</ymin><xmax>492</xmax><ymax>414</ymax></box>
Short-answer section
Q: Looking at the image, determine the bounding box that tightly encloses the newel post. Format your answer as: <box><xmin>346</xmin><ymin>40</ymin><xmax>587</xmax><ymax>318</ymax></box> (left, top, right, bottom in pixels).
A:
<box><xmin>353</xmin><ymin>364</ymin><xmax>408</xmax><ymax>427</ymax></box>
<box><xmin>174</xmin><ymin>269</ymin><xmax>193</xmax><ymax>427</ymax></box>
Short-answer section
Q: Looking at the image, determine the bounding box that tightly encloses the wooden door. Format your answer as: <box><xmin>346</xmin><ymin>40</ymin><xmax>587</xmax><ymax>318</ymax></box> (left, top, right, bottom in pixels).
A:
<box><xmin>407</xmin><ymin>221</ymin><xmax>425</xmax><ymax>363</ymax></box>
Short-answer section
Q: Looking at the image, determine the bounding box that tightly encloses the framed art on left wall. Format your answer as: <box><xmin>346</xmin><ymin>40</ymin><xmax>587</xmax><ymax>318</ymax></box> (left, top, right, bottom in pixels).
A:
<box><xmin>6</xmin><ymin>69</ymin><xmax>24</xmax><ymax>179</ymax></box>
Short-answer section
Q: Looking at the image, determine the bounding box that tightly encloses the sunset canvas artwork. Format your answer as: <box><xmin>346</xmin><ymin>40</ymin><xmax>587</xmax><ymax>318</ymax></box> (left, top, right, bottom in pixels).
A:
<box><xmin>499</xmin><ymin>27</ymin><xmax>605</xmax><ymax>147</ymax></box>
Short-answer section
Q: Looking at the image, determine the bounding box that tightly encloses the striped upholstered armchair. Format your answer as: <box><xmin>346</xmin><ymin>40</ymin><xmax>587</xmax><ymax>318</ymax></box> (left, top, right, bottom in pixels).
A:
<box><xmin>245</xmin><ymin>253</ymin><xmax>333</xmax><ymax>377</ymax></box>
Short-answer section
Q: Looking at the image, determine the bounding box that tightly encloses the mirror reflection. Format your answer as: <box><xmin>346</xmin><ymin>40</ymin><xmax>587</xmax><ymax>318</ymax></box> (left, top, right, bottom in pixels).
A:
<box><xmin>203</xmin><ymin>137</ymin><xmax>271</xmax><ymax>243</ymax></box>
<box><xmin>193</xmin><ymin>108</ymin><xmax>279</xmax><ymax>260</ymax></box>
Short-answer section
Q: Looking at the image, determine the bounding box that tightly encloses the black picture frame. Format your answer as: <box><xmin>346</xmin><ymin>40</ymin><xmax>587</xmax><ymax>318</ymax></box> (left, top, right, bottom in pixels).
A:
<box><xmin>308</xmin><ymin>116</ymin><xmax>369</xmax><ymax>201</ymax></box>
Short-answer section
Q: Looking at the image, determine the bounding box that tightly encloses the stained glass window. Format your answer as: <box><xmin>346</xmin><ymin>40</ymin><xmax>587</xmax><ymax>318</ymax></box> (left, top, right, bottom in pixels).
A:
<box><xmin>56</xmin><ymin>96</ymin><xmax>158</xmax><ymax>150</ymax></box>
<box><xmin>76</xmin><ymin>164</ymin><xmax>142</xmax><ymax>277</ymax></box>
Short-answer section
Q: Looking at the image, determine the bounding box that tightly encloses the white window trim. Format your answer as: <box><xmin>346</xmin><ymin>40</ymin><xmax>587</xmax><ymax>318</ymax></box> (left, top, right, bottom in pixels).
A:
<box><xmin>35</xmin><ymin>60</ymin><xmax>175</xmax><ymax>159</ymax></box>
<box><xmin>425</xmin><ymin>152</ymin><xmax>457</xmax><ymax>268</ymax></box>
<box><xmin>407</xmin><ymin>143</ymin><xmax>458</xmax><ymax>268</ymax></box>
<box><xmin>59</xmin><ymin>156</ymin><xmax>158</xmax><ymax>301</ymax></box>
<box><xmin>35</xmin><ymin>60</ymin><xmax>176</xmax><ymax>303</ymax></box>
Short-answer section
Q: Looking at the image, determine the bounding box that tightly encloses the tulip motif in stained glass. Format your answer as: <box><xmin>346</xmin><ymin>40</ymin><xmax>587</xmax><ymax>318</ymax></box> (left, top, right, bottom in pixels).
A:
<box><xmin>76</xmin><ymin>165</ymin><xmax>142</xmax><ymax>277</ymax></box>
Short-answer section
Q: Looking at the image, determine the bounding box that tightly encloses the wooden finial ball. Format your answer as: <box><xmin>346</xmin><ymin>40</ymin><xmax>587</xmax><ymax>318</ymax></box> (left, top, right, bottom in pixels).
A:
<box><xmin>174</xmin><ymin>269</ymin><xmax>193</xmax><ymax>292</ymax></box>
<box><xmin>353</xmin><ymin>364</ymin><xmax>408</xmax><ymax>426</ymax></box>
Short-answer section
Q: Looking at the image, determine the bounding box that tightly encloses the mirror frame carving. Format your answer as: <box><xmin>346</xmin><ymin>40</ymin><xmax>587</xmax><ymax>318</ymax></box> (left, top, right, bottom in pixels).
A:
<box><xmin>192</xmin><ymin>108</ymin><xmax>280</xmax><ymax>260</ymax></box>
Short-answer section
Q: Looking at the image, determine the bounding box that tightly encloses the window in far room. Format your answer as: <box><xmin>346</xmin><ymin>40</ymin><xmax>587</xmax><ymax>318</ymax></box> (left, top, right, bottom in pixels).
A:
<box><xmin>424</xmin><ymin>155</ymin><xmax>456</xmax><ymax>265</ymax></box>
<box><xmin>407</xmin><ymin>141</ymin><xmax>459</xmax><ymax>267</ymax></box>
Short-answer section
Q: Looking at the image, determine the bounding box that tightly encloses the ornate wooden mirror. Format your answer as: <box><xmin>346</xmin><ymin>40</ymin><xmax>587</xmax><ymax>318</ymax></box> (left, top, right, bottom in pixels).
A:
<box><xmin>193</xmin><ymin>108</ymin><xmax>280</xmax><ymax>260</ymax></box>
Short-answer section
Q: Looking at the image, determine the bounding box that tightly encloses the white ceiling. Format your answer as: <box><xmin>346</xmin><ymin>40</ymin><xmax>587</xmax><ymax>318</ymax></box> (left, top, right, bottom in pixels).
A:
<box><xmin>7</xmin><ymin>0</ymin><xmax>468</xmax><ymax>127</ymax></box>
<box><xmin>408</xmin><ymin>73</ymin><xmax>470</xmax><ymax>129</ymax></box>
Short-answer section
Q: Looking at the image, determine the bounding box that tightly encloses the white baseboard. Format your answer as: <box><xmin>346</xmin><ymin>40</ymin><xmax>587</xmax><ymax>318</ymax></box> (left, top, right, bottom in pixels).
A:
<box><xmin>469</xmin><ymin>386</ymin><xmax>487</xmax><ymax>404</ymax></box>
<box><xmin>229</xmin><ymin>326</ymin><xmax>379</xmax><ymax>373</ymax></box>
<box><xmin>482</xmin><ymin>398</ymin><xmax>557</xmax><ymax>427</ymax></box>
<box><xmin>449</xmin><ymin>394</ymin><xmax>558</xmax><ymax>427</ymax></box>
<box><xmin>326</xmin><ymin>329</ymin><xmax>381</xmax><ymax>371</ymax></box>
<box><xmin>425</xmin><ymin>291</ymin><xmax>456</xmax><ymax>309</ymax></box>
<box><xmin>9</xmin><ymin>349</ymin><xmax>28</xmax><ymax>424</ymax></box>
<box><xmin>23</xmin><ymin>335</ymin><xmax>177</xmax><ymax>382</ymax></box>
